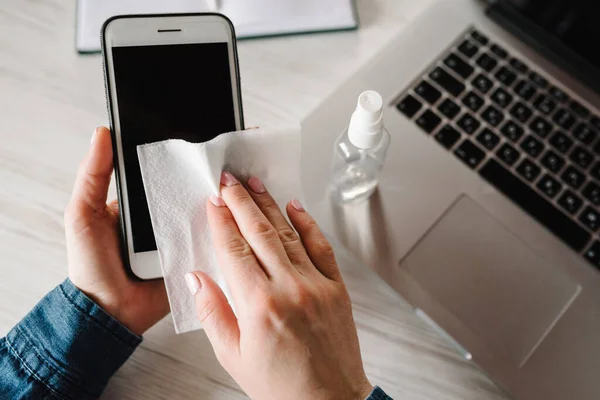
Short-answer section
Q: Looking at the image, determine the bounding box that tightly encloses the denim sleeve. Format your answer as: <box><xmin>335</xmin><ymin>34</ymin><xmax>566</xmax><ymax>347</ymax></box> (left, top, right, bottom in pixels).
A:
<box><xmin>366</xmin><ymin>386</ymin><xmax>394</xmax><ymax>400</ymax></box>
<box><xmin>0</xmin><ymin>279</ymin><xmax>142</xmax><ymax>399</ymax></box>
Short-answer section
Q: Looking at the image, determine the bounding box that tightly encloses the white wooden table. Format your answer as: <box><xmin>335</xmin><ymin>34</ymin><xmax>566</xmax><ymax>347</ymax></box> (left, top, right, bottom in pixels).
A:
<box><xmin>0</xmin><ymin>1</ymin><xmax>511</xmax><ymax>399</ymax></box>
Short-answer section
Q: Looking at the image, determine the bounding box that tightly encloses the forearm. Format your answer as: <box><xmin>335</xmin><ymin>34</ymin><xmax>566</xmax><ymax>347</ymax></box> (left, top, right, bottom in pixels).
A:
<box><xmin>0</xmin><ymin>279</ymin><xmax>141</xmax><ymax>399</ymax></box>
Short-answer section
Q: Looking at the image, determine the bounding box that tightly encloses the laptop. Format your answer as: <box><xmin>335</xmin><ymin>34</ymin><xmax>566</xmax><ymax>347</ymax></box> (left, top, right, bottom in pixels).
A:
<box><xmin>301</xmin><ymin>0</ymin><xmax>600</xmax><ymax>399</ymax></box>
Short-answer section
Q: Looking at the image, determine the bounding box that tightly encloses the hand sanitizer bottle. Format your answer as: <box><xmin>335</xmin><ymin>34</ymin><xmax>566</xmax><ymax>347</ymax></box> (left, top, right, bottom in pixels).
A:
<box><xmin>331</xmin><ymin>90</ymin><xmax>391</xmax><ymax>204</ymax></box>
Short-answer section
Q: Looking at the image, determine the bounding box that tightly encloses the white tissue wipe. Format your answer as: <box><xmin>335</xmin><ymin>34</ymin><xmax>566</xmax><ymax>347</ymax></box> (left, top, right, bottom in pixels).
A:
<box><xmin>137</xmin><ymin>127</ymin><xmax>302</xmax><ymax>333</ymax></box>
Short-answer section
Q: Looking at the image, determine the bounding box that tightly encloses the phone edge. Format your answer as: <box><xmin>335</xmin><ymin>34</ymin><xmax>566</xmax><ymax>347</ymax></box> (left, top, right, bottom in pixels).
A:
<box><xmin>100</xmin><ymin>12</ymin><xmax>245</xmax><ymax>281</ymax></box>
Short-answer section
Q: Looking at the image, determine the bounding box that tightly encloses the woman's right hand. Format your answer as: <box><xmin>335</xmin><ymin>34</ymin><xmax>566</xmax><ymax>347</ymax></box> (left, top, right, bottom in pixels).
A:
<box><xmin>185</xmin><ymin>172</ymin><xmax>373</xmax><ymax>400</ymax></box>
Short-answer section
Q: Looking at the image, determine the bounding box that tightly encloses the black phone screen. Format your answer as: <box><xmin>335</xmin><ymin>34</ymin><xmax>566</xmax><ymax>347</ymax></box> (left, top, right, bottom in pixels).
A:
<box><xmin>112</xmin><ymin>42</ymin><xmax>237</xmax><ymax>253</ymax></box>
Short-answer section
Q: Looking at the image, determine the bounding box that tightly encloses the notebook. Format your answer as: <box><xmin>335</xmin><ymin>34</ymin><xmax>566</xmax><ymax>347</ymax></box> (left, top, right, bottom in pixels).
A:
<box><xmin>76</xmin><ymin>0</ymin><xmax>359</xmax><ymax>53</ymax></box>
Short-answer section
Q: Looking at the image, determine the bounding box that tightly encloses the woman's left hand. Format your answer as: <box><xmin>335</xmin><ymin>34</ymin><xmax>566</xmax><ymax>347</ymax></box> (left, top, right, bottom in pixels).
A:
<box><xmin>64</xmin><ymin>126</ymin><xmax>170</xmax><ymax>335</ymax></box>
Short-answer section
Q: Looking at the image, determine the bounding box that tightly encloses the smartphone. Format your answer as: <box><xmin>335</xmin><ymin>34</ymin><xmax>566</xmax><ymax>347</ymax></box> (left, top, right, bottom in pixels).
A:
<box><xmin>102</xmin><ymin>14</ymin><xmax>244</xmax><ymax>280</ymax></box>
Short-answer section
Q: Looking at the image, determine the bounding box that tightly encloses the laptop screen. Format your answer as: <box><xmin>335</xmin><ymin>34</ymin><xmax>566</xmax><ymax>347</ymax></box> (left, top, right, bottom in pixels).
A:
<box><xmin>493</xmin><ymin>0</ymin><xmax>600</xmax><ymax>92</ymax></box>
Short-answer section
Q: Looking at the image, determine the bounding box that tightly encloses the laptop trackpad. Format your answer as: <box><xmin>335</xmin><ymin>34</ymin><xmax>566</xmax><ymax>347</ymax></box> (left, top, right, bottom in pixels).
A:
<box><xmin>400</xmin><ymin>195</ymin><xmax>579</xmax><ymax>367</ymax></box>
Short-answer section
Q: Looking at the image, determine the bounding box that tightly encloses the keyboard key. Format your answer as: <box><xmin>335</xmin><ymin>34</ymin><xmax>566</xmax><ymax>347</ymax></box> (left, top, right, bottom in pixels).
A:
<box><xmin>509</xmin><ymin>57</ymin><xmax>528</xmax><ymax>73</ymax></box>
<box><xmin>456</xmin><ymin>113</ymin><xmax>481</xmax><ymax>135</ymax></box>
<box><xmin>462</xmin><ymin>91</ymin><xmax>485</xmax><ymax>112</ymax></box>
<box><xmin>476</xmin><ymin>128</ymin><xmax>500</xmax><ymax>150</ymax></box>
<box><xmin>582</xmin><ymin>181</ymin><xmax>600</xmax><ymax>206</ymax></box>
<box><xmin>549</xmin><ymin>86</ymin><xmax>569</xmax><ymax>103</ymax></box>
<box><xmin>510</xmin><ymin>102</ymin><xmax>533</xmax><ymax>123</ymax></box>
<box><xmin>540</xmin><ymin>150</ymin><xmax>566</xmax><ymax>173</ymax></box>
<box><xmin>513</xmin><ymin>80</ymin><xmax>537</xmax><ymax>101</ymax></box>
<box><xmin>497</xmin><ymin>143</ymin><xmax>520</xmax><ymax>166</ymax></box>
<box><xmin>458</xmin><ymin>40</ymin><xmax>479</xmax><ymax>58</ymax></box>
<box><xmin>491</xmin><ymin>88</ymin><xmax>513</xmax><ymax>108</ymax></box>
<box><xmin>591</xmin><ymin>116</ymin><xmax>600</xmax><ymax>131</ymax></box>
<box><xmin>533</xmin><ymin>94</ymin><xmax>557</xmax><ymax>115</ymax></box>
<box><xmin>430</xmin><ymin>67</ymin><xmax>465</xmax><ymax>97</ymax></box>
<box><xmin>520</xmin><ymin>135</ymin><xmax>544</xmax><ymax>158</ymax></box>
<box><xmin>444</xmin><ymin>53</ymin><xmax>475</xmax><ymax>79</ymax></box>
<box><xmin>516</xmin><ymin>158</ymin><xmax>541</xmax><ymax>182</ymax></box>
<box><xmin>579</xmin><ymin>207</ymin><xmax>600</xmax><ymax>232</ymax></box>
<box><xmin>561</xmin><ymin>165</ymin><xmax>586</xmax><ymax>189</ymax></box>
<box><xmin>481</xmin><ymin>105</ymin><xmax>504</xmax><ymax>127</ymax></box>
<box><xmin>416</xmin><ymin>110</ymin><xmax>442</xmax><ymax>133</ymax></box>
<box><xmin>414</xmin><ymin>81</ymin><xmax>442</xmax><ymax>104</ymax></box>
<box><xmin>529</xmin><ymin>71</ymin><xmax>549</xmax><ymax>88</ymax></box>
<box><xmin>529</xmin><ymin>116</ymin><xmax>553</xmax><ymax>138</ymax></box>
<box><xmin>569</xmin><ymin>100</ymin><xmax>590</xmax><ymax>118</ymax></box>
<box><xmin>584</xmin><ymin>241</ymin><xmax>600</xmax><ymax>269</ymax></box>
<box><xmin>480</xmin><ymin>159</ymin><xmax>590</xmax><ymax>251</ymax></box>
<box><xmin>437</xmin><ymin>98</ymin><xmax>461</xmax><ymax>120</ymax></box>
<box><xmin>476</xmin><ymin>53</ymin><xmax>498</xmax><ymax>72</ymax></box>
<box><xmin>470</xmin><ymin>30</ymin><xmax>489</xmax><ymax>45</ymax></box>
<box><xmin>500</xmin><ymin>120</ymin><xmax>524</xmax><ymax>142</ymax></box>
<box><xmin>495</xmin><ymin>66</ymin><xmax>517</xmax><ymax>86</ymax></box>
<box><xmin>434</xmin><ymin>125</ymin><xmax>461</xmax><ymax>149</ymax></box>
<box><xmin>569</xmin><ymin>146</ymin><xmax>594</xmax><ymax>170</ymax></box>
<box><xmin>397</xmin><ymin>95</ymin><xmax>423</xmax><ymax>118</ymax></box>
<box><xmin>549</xmin><ymin>131</ymin><xmax>574</xmax><ymax>153</ymax></box>
<box><xmin>572</xmin><ymin>124</ymin><xmax>598</xmax><ymax>145</ymax></box>
<box><xmin>590</xmin><ymin>162</ymin><xmax>600</xmax><ymax>181</ymax></box>
<box><xmin>553</xmin><ymin>108</ymin><xmax>577</xmax><ymax>130</ymax></box>
<box><xmin>472</xmin><ymin>74</ymin><xmax>494</xmax><ymax>94</ymax></box>
<box><xmin>454</xmin><ymin>140</ymin><xmax>485</xmax><ymax>168</ymax></box>
<box><xmin>537</xmin><ymin>174</ymin><xmax>562</xmax><ymax>198</ymax></box>
<box><xmin>558</xmin><ymin>190</ymin><xmax>583</xmax><ymax>215</ymax></box>
<box><xmin>490</xmin><ymin>44</ymin><xmax>508</xmax><ymax>59</ymax></box>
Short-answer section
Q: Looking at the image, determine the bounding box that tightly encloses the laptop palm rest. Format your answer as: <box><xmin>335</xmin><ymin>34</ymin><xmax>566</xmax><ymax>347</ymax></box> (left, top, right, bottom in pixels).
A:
<box><xmin>399</xmin><ymin>195</ymin><xmax>580</xmax><ymax>368</ymax></box>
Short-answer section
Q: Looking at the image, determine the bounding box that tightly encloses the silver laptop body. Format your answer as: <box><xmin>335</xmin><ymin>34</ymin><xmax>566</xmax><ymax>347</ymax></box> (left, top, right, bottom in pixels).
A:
<box><xmin>301</xmin><ymin>1</ymin><xmax>600</xmax><ymax>399</ymax></box>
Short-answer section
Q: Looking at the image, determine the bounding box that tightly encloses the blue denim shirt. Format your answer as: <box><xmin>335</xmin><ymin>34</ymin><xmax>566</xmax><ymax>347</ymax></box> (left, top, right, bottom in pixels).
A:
<box><xmin>0</xmin><ymin>279</ymin><xmax>392</xmax><ymax>399</ymax></box>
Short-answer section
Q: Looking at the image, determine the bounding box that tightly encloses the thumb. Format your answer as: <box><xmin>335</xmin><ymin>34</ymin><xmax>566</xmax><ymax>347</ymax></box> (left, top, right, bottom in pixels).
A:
<box><xmin>71</xmin><ymin>126</ymin><xmax>114</xmax><ymax>212</ymax></box>
<box><xmin>186</xmin><ymin>272</ymin><xmax>240</xmax><ymax>361</ymax></box>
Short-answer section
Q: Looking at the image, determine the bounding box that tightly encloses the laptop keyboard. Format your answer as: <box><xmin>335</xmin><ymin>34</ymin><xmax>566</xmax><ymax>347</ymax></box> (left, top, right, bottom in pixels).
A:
<box><xmin>396</xmin><ymin>28</ymin><xmax>600</xmax><ymax>270</ymax></box>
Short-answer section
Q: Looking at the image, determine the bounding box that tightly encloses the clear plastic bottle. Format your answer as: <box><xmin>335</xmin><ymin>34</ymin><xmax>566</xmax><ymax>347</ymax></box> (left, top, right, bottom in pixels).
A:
<box><xmin>330</xmin><ymin>90</ymin><xmax>391</xmax><ymax>204</ymax></box>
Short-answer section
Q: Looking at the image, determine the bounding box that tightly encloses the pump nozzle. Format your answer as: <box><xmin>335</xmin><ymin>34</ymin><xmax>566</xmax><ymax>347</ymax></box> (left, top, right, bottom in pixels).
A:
<box><xmin>348</xmin><ymin>90</ymin><xmax>384</xmax><ymax>149</ymax></box>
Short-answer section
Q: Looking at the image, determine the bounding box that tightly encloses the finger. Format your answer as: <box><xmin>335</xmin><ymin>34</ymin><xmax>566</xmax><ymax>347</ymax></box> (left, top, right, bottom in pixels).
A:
<box><xmin>247</xmin><ymin>177</ymin><xmax>313</xmax><ymax>273</ymax></box>
<box><xmin>286</xmin><ymin>200</ymin><xmax>342</xmax><ymax>282</ymax></box>
<box><xmin>70</xmin><ymin>126</ymin><xmax>114</xmax><ymax>212</ymax></box>
<box><xmin>186</xmin><ymin>271</ymin><xmax>240</xmax><ymax>363</ymax></box>
<box><xmin>219</xmin><ymin>172</ymin><xmax>291</xmax><ymax>277</ymax></box>
<box><xmin>207</xmin><ymin>197</ymin><xmax>267</xmax><ymax>307</ymax></box>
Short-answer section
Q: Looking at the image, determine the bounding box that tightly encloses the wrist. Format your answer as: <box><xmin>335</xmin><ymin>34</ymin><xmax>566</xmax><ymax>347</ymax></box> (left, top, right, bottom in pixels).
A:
<box><xmin>70</xmin><ymin>280</ymin><xmax>143</xmax><ymax>335</ymax></box>
<box><xmin>84</xmin><ymin>294</ymin><xmax>126</xmax><ymax>329</ymax></box>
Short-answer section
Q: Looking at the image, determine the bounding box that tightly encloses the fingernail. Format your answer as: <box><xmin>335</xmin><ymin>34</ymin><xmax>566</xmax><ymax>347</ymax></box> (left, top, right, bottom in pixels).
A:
<box><xmin>248</xmin><ymin>176</ymin><xmax>266</xmax><ymax>194</ymax></box>
<box><xmin>91</xmin><ymin>128</ymin><xmax>98</xmax><ymax>145</ymax></box>
<box><xmin>185</xmin><ymin>273</ymin><xmax>201</xmax><ymax>295</ymax></box>
<box><xmin>221</xmin><ymin>171</ymin><xmax>239</xmax><ymax>187</ymax></box>
<box><xmin>210</xmin><ymin>194</ymin><xmax>226</xmax><ymax>207</ymax></box>
<box><xmin>291</xmin><ymin>199</ymin><xmax>304</xmax><ymax>212</ymax></box>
